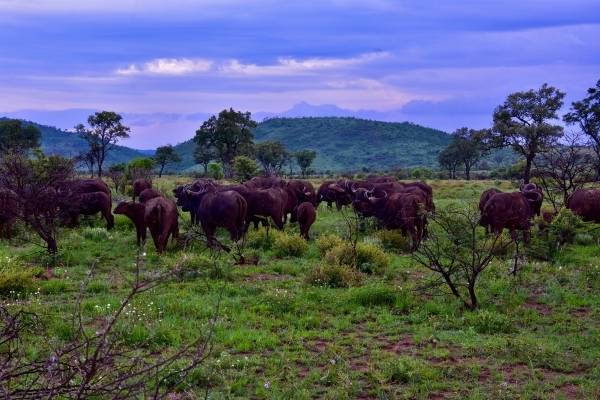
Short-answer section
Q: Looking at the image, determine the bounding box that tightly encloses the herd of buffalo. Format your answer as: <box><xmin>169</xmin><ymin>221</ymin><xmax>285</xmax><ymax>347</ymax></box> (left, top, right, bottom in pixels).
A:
<box><xmin>2</xmin><ymin>174</ymin><xmax>600</xmax><ymax>253</ymax></box>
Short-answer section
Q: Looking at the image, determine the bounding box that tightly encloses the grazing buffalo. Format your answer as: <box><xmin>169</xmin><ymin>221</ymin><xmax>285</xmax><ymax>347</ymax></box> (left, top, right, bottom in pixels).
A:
<box><xmin>567</xmin><ymin>189</ymin><xmax>600</xmax><ymax>223</ymax></box>
<box><xmin>186</xmin><ymin>188</ymin><xmax>247</xmax><ymax>249</ymax></box>
<box><xmin>296</xmin><ymin>202</ymin><xmax>316</xmax><ymax>240</ymax></box>
<box><xmin>0</xmin><ymin>189</ymin><xmax>18</xmax><ymax>239</ymax></box>
<box><xmin>133</xmin><ymin>179</ymin><xmax>152</xmax><ymax>202</ymax></box>
<box><xmin>480</xmin><ymin>191</ymin><xmax>542</xmax><ymax>242</ymax></box>
<box><xmin>144</xmin><ymin>197</ymin><xmax>179</xmax><ymax>253</ymax></box>
<box><xmin>60</xmin><ymin>179</ymin><xmax>111</xmax><ymax>197</ymax></box>
<box><xmin>114</xmin><ymin>202</ymin><xmax>147</xmax><ymax>245</ymax></box>
<box><xmin>60</xmin><ymin>191</ymin><xmax>114</xmax><ymax>230</ymax></box>
<box><xmin>478</xmin><ymin>188</ymin><xmax>502</xmax><ymax>233</ymax></box>
<box><xmin>285</xmin><ymin>180</ymin><xmax>317</xmax><ymax>222</ymax></box>
<box><xmin>228</xmin><ymin>186</ymin><xmax>285</xmax><ymax>230</ymax></box>
<box><xmin>317</xmin><ymin>181</ymin><xmax>352</xmax><ymax>210</ymax></box>
<box><xmin>245</xmin><ymin>176</ymin><xmax>285</xmax><ymax>190</ymax></box>
<box><xmin>139</xmin><ymin>188</ymin><xmax>162</xmax><ymax>203</ymax></box>
<box><xmin>521</xmin><ymin>183</ymin><xmax>543</xmax><ymax>216</ymax></box>
<box><xmin>173</xmin><ymin>179</ymin><xmax>216</xmax><ymax>224</ymax></box>
<box><xmin>382</xmin><ymin>192</ymin><xmax>426</xmax><ymax>251</ymax></box>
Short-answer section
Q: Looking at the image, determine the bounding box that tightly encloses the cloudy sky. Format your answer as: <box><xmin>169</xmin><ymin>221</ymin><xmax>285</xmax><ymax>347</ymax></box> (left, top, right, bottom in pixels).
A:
<box><xmin>1</xmin><ymin>0</ymin><xmax>599</xmax><ymax>148</ymax></box>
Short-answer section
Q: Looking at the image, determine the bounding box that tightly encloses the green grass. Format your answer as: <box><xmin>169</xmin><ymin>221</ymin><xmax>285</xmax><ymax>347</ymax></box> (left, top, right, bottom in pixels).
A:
<box><xmin>1</xmin><ymin>177</ymin><xmax>599</xmax><ymax>399</ymax></box>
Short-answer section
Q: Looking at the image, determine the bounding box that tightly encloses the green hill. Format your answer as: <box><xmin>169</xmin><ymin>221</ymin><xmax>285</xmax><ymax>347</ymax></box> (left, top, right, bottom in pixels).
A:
<box><xmin>7</xmin><ymin>119</ymin><xmax>146</xmax><ymax>165</ymax></box>
<box><xmin>173</xmin><ymin>117</ymin><xmax>454</xmax><ymax>172</ymax></box>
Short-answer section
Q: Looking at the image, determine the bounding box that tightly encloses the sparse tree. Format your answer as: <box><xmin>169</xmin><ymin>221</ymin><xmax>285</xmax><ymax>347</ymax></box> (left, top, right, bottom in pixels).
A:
<box><xmin>75</xmin><ymin>149</ymin><xmax>96</xmax><ymax>177</ymax></box>
<box><xmin>438</xmin><ymin>145</ymin><xmax>460</xmax><ymax>179</ymax></box>
<box><xmin>295</xmin><ymin>149</ymin><xmax>317</xmax><ymax>178</ymax></box>
<box><xmin>154</xmin><ymin>145</ymin><xmax>181</xmax><ymax>177</ymax></box>
<box><xmin>232</xmin><ymin>155</ymin><xmax>259</xmax><ymax>183</ymax></box>
<box><xmin>194</xmin><ymin>109</ymin><xmax>256</xmax><ymax>177</ymax></box>
<box><xmin>255</xmin><ymin>140</ymin><xmax>288</xmax><ymax>176</ymax></box>
<box><xmin>564</xmin><ymin>79</ymin><xmax>600</xmax><ymax>178</ymax></box>
<box><xmin>534</xmin><ymin>133</ymin><xmax>595</xmax><ymax>210</ymax></box>
<box><xmin>488</xmin><ymin>83</ymin><xmax>565</xmax><ymax>183</ymax></box>
<box><xmin>194</xmin><ymin>145</ymin><xmax>216</xmax><ymax>175</ymax></box>
<box><xmin>76</xmin><ymin>111</ymin><xmax>130</xmax><ymax>177</ymax></box>
<box><xmin>108</xmin><ymin>163</ymin><xmax>127</xmax><ymax>193</ymax></box>
<box><xmin>0</xmin><ymin>119</ymin><xmax>41</xmax><ymax>154</ymax></box>
<box><xmin>450</xmin><ymin>127</ymin><xmax>488</xmax><ymax>180</ymax></box>
<box><xmin>127</xmin><ymin>157</ymin><xmax>155</xmax><ymax>181</ymax></box>
<box><xmin>0</xmin><ymin>152</ymin><xmax>74</xmax><ymax>253</ymax></box>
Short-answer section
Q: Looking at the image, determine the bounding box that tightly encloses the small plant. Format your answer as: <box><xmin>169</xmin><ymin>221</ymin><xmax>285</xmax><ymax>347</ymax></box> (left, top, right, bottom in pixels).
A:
<box><xmin>381</xmin><ymin>356</ymin><xmax>435</xmax><ymax>384</ymax></box>
<box><xmin>465</xmin><ymin>309</ymin><xmax>513</xmax><ymax>334</ymax></box>
<box><xmin>325</xmin><ymin>242</ymin><xmax>389</xmax><ymax>274</ymax></box>
<box><xmin>376</xmin><ymin>229</ymin><xmax>412</xmax><ymax>253</ymax></box>
<box><xmin>348</xmin><ymin>284</ymin><xmax>397</xmax><ymax>307</ymax></box>
<box><xmin>81</xmin><ymin>227</ymin><xmax>112</xmax><ymax>241</ymax></box>
<box><xmin>0</xmin><ymin>257</ymin><xmax>37</xmax><ymax>296</ymax></box>
<box><xmin>316</xmin><ymin>234</ymin><xmax>344</xmax><ymax>255</ymax></box>
<box><xmin>306</xmin><ymin>264</ymin><xmax>363</xmax><ymax>288</ymax></box>
<box><xmin>246</xmin><ymin>227</ymin><xmax>275</xmax><ymax>250</ymax></box>
<box><xmin>171</xmin><ymin>253</ymin><xmax>232</xmax><ymax>281</ymax></box>
<box><xmin>273</xmin><ymin>233</ymin><xmax>308</xmax><ymax>258</ymax></box>
<box><xmin>548</xmin><ymin>208</ymin><xmax>584</xmax><ymax>247</ymax></box>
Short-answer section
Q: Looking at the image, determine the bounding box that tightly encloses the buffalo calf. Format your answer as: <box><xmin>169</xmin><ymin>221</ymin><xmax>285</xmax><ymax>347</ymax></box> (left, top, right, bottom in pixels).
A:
<box><xmin>144</xmin><ymin>197</ymin><xmax>179</xmax><ymax>254</ymax></box>
<box><xmin>114</xmin><ymin>202</ymin><xmax>147</xmax><ymax>246</ymax></box>
<box><xmin>133</xmin><ymin>179</ymin><xmax>152</xmax><ymax>202</ymax></box>
<box><xmin>296</xmin><ymin>202</ymin><xmax>316</xmax><ymax>240</ymax></box>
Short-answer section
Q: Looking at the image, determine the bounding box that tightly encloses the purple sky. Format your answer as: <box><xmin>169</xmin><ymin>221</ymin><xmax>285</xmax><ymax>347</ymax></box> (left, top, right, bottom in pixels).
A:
<box><xmin>1</xmin><ymin>0</ymin><xmax>599</xmax><ymax>148</ymax></box>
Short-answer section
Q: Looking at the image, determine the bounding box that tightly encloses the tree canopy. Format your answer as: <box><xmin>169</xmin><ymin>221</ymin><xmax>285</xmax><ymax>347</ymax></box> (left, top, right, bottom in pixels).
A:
<box><xmin>0</xmin><ymin>119</ymin><xmax>41</xmax><ymax>154</ymax></box>
<box><xmin>255</xmin><ymin>140</ymin><xmax>288</xmax><ymax>176</ymax></box>
<box><xmin>295</xmin><ymin>149</ymin><xmax>317</xmax><ymax>177</ymax></box>
<box><xmin>154</xmin><ymin>145</ymin><xmax>181</xmax><ymax>177</ymax></box>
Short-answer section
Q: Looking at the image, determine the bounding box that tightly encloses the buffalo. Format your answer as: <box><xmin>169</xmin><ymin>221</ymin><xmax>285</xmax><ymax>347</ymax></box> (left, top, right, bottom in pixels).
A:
<box><xmin>0</xmin><ymin>189</ymin><xmax>18</xmax><ymax>239</ymax></box>
<box><xmin>566</xmin><ymin>189</ymin><xmax>600</xmax><ymax>223</ymax></box>
<box><xmin>133</xmin><ymin>179</ymin><xmax>152</xmax><ymax>202</ymax></box>
<box><xmin>59</xmin><ymin>191</ymin><xmax>114</xmax><ymax>230</ymax></box>
<box><xmin>296</xmin><ymin>202</ymin><xmax>316</xmax><ymax>240</ymax></box>
<box><xmin>143</xmin><ymin>197</ymin><xmax>179</xmax><ymax>253</ymax></box>
<box><xmin>478</xmin><ymin>188</ymin><xmax>502</xmax><ymax>233</ymax></box>
<box><xmin>480</xmin><ymin>191</ymin><xmax>542</xmax><ymax>242</ymax></box>
<box><xmin>139</xmin><ymin>188</ymin><xmax>162</xmax><ymax>203</ymax></box>
<box><xmin>185</xmin><ymin>188</ymin><xmax>247</xmax><ymax>249</ymax></box>
<box><xmin>173</xmin><ymin>179</ymin><xmax>216</xmax><ymax>224</ymax></box>
<box><xmin>317</xmin><ymin>181</ymin><xmax>352</xmax><ymax>210</ymax></box>
<box><xmin>227</xmin><ymin>185</ymin><xmax>285</xmax><ymax>230</ymax></box>
<box><xmin>114</xmin><ymin>202</ymin><xmax>146</xmax><ymax>245</ymax></box>
<box><xmin>520</xmin><ymin>183</ymin><xmax>543</xmax><ymax>216</ymax></box>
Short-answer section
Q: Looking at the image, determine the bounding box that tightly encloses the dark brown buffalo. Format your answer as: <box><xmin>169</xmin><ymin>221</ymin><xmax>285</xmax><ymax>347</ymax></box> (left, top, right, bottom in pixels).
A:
<box><xmin>139</xmin><ymin>188</ymin><xmax>162</xmax><ymax>203</ymax></box>
<box><xmin>0</xmin><ymin>189</ymin><xmax>18</xmax><ymax>239</ymax></box>
<box><xmin>173</xmin><ymin>179</ymin><xmax>217</xmax><ymax>224</ymax></box>
<box><xmin>366</xmin><ymin>175</ymin><xmax>396</xmax><ymax>183</ymax></box>
<box><xmin>133</xmin><ymin>179</ymin><xmax>152</xmax><ymax>202</ymax></box>
<box><xmin>478</xmin><ymin>188</ymin><xmax>502</xmax><ymax>233</ymax></box>
<box><xmin>186</xmin><ymin>188</ymin><xmax>247</xmax><ymax>249</ymax></box>
<box><xmin>285</xmin><ymin>180</ymin><xmax>317</xmax><ymax>222</ymax></box>
<box><xmin>520</xmin><ymin>183</ymin><xmax>543</xmax><ymax>216</ymax></box>
<box><xmin>317</xmin><ymin>181</ymin><xmax>352</xmax><ymax>210</ymax></box>
<box><xmin>316</xmin><ymin>180</ymin><xmax>335</xmax><ymax>208</ymax></box>
<box><xmin>60</xmin><ymin>179</ymin><xmax>111</xmax><ymax>197</ymax></box>
<box><xmin>480</xmin><ymin>191</ymin><xmax>542</xmax><ymax>242</ymax></box>
<box><xmin>114</xmin><ymin>202</ymin><xmax>146</xmax><ymax>245</ymax></box>
<box><xmin>566</xmin><ymin>189</ymin><xmax>600</xmax><ymax>223</ymax></box>
<box><xmin>244</xmin><ymin>176</ymin><xmax>285</xmax><ymax>189</ymax></box>
<box><xmin>60</xmin><ymin>191</ymin><xmax>114</xmax><ymax>229</ymax></box>
<box><xmin>143</xmin><ymin>197</ymin><xmax>179</xmax><ymax>253</ymax></box>
<box><xmin>226</xmin><ymin>185</ymin><xmax>285</xmax><ymax>230</ymax></box>
<box><xmin>296</xmin><ymin>202</ymin><xmax>316</xmax><ymax>240</ymax></box>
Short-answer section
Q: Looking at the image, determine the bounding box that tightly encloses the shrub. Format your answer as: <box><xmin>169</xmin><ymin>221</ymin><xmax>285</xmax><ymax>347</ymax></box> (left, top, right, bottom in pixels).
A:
<box><xmin>325</xmin><ymin>242</ymin><xmax>389</xmax><ymax>274</ymax></box>
<box><xmin>575</xmin><ymin>233</ymin><xmax>595</xmax><ymax>246</ymax></box>
<box><xmin>246</xmin><ymin>228</ymin><xmax>275</xmax><ymax>250</ymax></box>
<box><xmin>548</xmin><ymin>208</ymin><xmax>584</xmax><ymax>247</ymax></box>
<box><xmin>376</xmin><ymin>229</ymin><xmax>412</xmax><ymax>253</ymax></box>
<box><xmin>381</xmin><ymin>356</ymin><xmax>435</xmax><ymax>384</ymax></box>
<box><xmin>465</xmin><ymin>310</ymin><xmax>513</xmax><ymax>334</ymax></box>
<box><xmin>348</xmin><ymin>284</ymin><xmax>397</xmax><ymax>307</ymax></box>
<box><xmin>306</xmin><ymin>264</ymin><xmax>363</xmax><ymax>288</ymax></box>
<box><xmin>170</xmin><ymin>253</ymin><xmax>231</xmax><ymax>280</ymax></box>
<box><xmin>316</xmin><ymin>234</ymin><xmax>344</xmax><ymax>255</ymax></box>
<box><xmin>0</xmin><ymin>256</ymin><xmax>37</xmax><ymax>296</ymax></box>
<box><xmin>207</xmin><ymin>163</ymin><xmax>224</xmax><ymax>180</ymax></box>
<box><xmin>81</xmin><ymin>227</ymin><xmax>112</xmax><ymax>241</ymax></box>
<box><xmin>273</xmin><ymin>233</ymin><xmax>308</xmax><ymax>258</ymax></box>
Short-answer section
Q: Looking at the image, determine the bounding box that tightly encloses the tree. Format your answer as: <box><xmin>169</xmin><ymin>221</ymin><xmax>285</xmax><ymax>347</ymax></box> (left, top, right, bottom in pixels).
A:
<box><xmin>194</xmin><ymin>109</ymin><xmax>256</xmax><ymax>177</ymax></box>
<box><xmin>194</xmin><ymin>145</ymin><xmax>217</xmax><ymax>175</ymax></box>
<box><xmin>75</xmin><ymin>149</ymin><xmax>96</xmax><ymax>178</ymax></box>
<box><xmin>76</xmin><ymin>111</ymin><xmax>130</xmax><ymax>177</ymax></box>
<box><xmin>489</xmin><ymin>83</ymin><xmax>565</xmax><ymax>183</ymax></box>
<box><xmin>232</xmin><ymin>156</ymin><xmax>259</xmax><ymax>183</ymax></box>
<box><xmin>108</xmin><ymin>163</ymin><xmax>127</xmax><ymax>193</ymax></box>
<box><xmin>438</xmin><ymin>143</ymin><xmax>461</xmax><ymax>179</ymax></box>
<box><xmin>0</xmin><ymin>119</ymin><xmax>41</xmax><ymax>153</ymax></box>
<box><xmin>295</xmin><ymin>149</ymin><xmax>317</xmax><ymax>178</ymax></box>
<box><xmin>127</xmin><ymin>157</ymin><xmax>155</xmax><ymax>181</ymax></box>
<box><xmin>564</xmin><ymin>79</ymin><xmax>600</xmax><ymax>178</ymax></box>
<box><xmin>255</xmin><ymin>140</ymin><xmax>288</xmax><ymax>176</ymax></box>
<box><xmin>154</xmin><ymin>145</ymin><xmax>181</xmax><ymax>177</ymax></box>
<box><xmin>450</xmin><ymin>127</ymin><xmax>488</xmax><ymax>180</ymax></box>
<box><xmin>412</xmin><ymin>205</ymin><xmax>511</xmax><ymax>310</ymax></box>
<box><xmin>207</xmin><ymin>163</ymin><xmax>224</xmax><ymax>180</ymax></box>
<box><xmin>0</xmin><ymin>152</ymin><xmax>74</xmax><ymax>253</ymax></box>
<box><xmin>533</xmin><ymin>133</ymin><xmax>595</xmax><ymax>210</ymax></box>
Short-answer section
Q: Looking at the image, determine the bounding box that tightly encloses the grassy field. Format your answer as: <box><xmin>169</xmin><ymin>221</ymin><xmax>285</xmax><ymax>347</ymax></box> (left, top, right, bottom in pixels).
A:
<box><xmin>2</xmin><ymin>178</ymin><xmax>600</xmax><ymax>399</ymax></box>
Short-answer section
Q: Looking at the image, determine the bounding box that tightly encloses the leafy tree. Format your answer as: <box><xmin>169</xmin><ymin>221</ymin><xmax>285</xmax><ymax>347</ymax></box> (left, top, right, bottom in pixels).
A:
<box><xmin>255</xmin><ymin>140</ymin><xmax>288</xmax><ymax>176</ymax></box>
<box><xmin>127</xmin><ymin>157</ymin><xmax>155</xmax><ymax>180</ymax></box>
<box><xmin>295</xmin><ymin>149</ymin><xmax>317</xmax><ymax>177</ymax></box>
<box><xmin>194</xmin><ymin>109</ymin><xmax>256</xmax><ymax>177</ymax></box>
<box><xmin>108</xmin><ymin>163</ymin><xmax>127</xmax><ymax>193</ymax></box>
<box><xmin>450</xmin><ymin>127</ymin><xmax>488</xmax><ymax>180</ymax></box>
<box><xmin>154</xmin><ymin>145</ymin><xmax>181</xmax><ymax>177</ymax></box>
<box><xmin>207</xmin><ymin>162</ymin><xmax>224</xmax><ymax>180</ymax></box>
<box><xmin>194</xmin><ymin>145</ymin><xmax>216</xmax><ymax>175</ymax></box>
<box><xmin>438</xmin><ymin>144</ymin><xmax>461</xmax><ymax>179</ymax></box>
<box><xmin>488</xmin><ymin>83</ymin><xmax>565</xmax><ymax>183</ymax></box>
<box><xmin>564</xmin><ymin>79</ymin><xmax>600</xmax><ymax>178</ymax></box>
<box><xmin>0</xmin><ymin>119</ymin><xmax>41</xmax><ymax>153</ymax></box>
<box><xmin>232</xmin><ymin>156</ymin><xmax>259</xmax><ymax>183</ymax></box>
<box><xmin>76</xmin><ymin>111</ymin><xmax>130</xmax><ymax>177</ymax></box>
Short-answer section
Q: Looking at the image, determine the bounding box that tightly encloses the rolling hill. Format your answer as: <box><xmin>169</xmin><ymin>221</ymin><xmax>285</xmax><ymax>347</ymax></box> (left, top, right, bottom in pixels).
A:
<box><xmin>172</xmin><ymin>117</ymin><xmax>454</xmax><ymax>172</ymax></box>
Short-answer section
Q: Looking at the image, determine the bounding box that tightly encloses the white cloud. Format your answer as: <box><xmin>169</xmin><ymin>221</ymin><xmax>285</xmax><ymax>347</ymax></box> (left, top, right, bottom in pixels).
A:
<box><xmin>219</xmin><ymin>52</ymin><xmax>389</xmax><ymax>76</ymax></box>
<box><xmin>115</xmin><ymin>58</ymin><xmax>213</xmax><ymax>76</ymax></box>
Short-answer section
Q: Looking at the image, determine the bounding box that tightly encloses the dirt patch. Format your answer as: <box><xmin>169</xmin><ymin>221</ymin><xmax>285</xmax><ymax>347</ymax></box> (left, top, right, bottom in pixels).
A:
<box><xmin>244</xmin><ymin>273</ymin><xmax>291</xmax><ymax>282</ymax></box>
<box><xmin>558</xmin><ymin>383</ymin><xmax>579</xmax><ymax>399</ymax></box>
<box><xmin>376</xmin><ymin>334</ymin><xmax>416</xmax><ymax>355</ymax></box>
<box><xmin>348</xmin><ymin>354</ymin><xmax>371</xmax><ymax>372</ymax></box>
<box><xmin>428</xmin><ymin>392</ymin><xmax>452</xmax><ymax>400</ymax></box>
<box><xmin>309</xmin><ymin>338</ymin><xmax>330</xmax><ymax>353</ymax></box>
<box><xmin>523</xmin><ymin>299</ymin><xmax>552</xmax><ymax>316</ymax></box>
<box><xmin>501</xmin><ymin>363</ymin><xmax>532</xmax><ymax>384</ymax></box>
<box><xmin>569</xmin><ymin>307</ymin><xmax>591</xmax><ymax>318</ymax></box>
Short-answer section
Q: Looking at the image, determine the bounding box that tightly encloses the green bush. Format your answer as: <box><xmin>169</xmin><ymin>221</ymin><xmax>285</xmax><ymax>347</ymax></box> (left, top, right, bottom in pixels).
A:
<box><xmin>81</xmin><ymin>227</ymin><xmax>112</xmax><ymax>241</ymax></box>
<box><xmin>548</xmin><ymin>209</ymin><xmax>584</xmax><ymax>247</ymax></box>
<box><xmin>348</xmin><ymin>284</ymin><xmax>397</xmax><ymax>307</ymax></box>
<box><xmin>574</xmin><ymin>233</ymin><xmax>595</xmax><ymax>246</ymax></box>
<box><xmin>465</xmin><ymin>310</ymin><xmax>513</xmax><ymax>334</ymax></box>
<box><xmin>381</xmin><ymin>356</ymin><xmax>436</xmax><ymax>384</ymax></box>
<box><xmin>325</xmin><ymin>242</ymin><xmax>389</xmax><ymax>274</ymax></box>
<box><xmin>306</xmin><ymin>264</ymin><xmax>363</xmax><ymax>288</ymax></box>
<box><xmin>0</xmin><ymin>256</ymin><xmax>37</xmax><ymax>296</ymax></box>
<box><xmin>316</xmin><ymin>234</ymin><xmax>344</xmax><ymax>255</ymax></box>
<box><xmin>273</xmin><ymin>233</ymin><xmax>308</xmax><ymax>258</ymax></box>
<box><xmin>170</xmin><ymin>253</ymin><xmax>231</xmax><ymax>280</ymax></box>
<box><xmin>376</xmin><ymin>229</ymin><xmax>412</xmax><ymax>253</ymax></box>
<box><xmin>207</xmin><ymin>163</ymin><xmax>224</xmax><ymax>180</ymax></box>
<box><xmin>246</xmin><ymin>227</ymin><xmax>275</xmax><ymax>250</ymax></box>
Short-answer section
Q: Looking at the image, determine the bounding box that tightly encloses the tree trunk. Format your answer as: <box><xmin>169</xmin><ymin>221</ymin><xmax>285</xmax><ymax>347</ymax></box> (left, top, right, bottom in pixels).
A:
<box><xmin>46</xmin><ymin>237</ymin><xmax>58</xmax><ymax>254</ymax></box>
<box><xmin>465</xmin><ymin>164</ymin><xmax>471</xmax><ymax>181</ymax></box>
<box><xmin>523</xmin><ymin>155</ymin><xmax>533</xmax><ymax>184</ymax></box>
<box><xmin>159</xmin><ymin>164</ymin><xmax>165</xmax><ymax>178</ymax></box>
